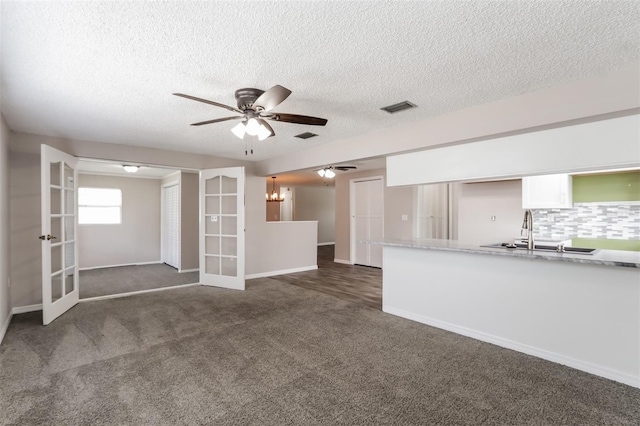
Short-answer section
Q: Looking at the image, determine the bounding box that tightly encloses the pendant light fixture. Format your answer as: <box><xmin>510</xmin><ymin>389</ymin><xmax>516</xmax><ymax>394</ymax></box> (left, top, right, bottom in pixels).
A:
<box><xmin>266</xmin><ymin>177</ymin><xmax>285</xmax><ymax>202</ymax></box>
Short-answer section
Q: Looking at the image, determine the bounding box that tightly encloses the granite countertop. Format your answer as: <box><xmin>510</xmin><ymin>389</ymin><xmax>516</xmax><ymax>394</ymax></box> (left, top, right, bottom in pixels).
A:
<box><xmin>366</xmin><ymin>238</ymin><xmax>640</xmax><ymax>269</ymax></box>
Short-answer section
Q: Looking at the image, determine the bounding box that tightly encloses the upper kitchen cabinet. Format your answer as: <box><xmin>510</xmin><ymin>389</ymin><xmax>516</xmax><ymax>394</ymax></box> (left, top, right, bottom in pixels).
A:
<box><xmin>522</xmin><ymin>173</ymin><xmax>572</xmax><ymax>209</ymax></box>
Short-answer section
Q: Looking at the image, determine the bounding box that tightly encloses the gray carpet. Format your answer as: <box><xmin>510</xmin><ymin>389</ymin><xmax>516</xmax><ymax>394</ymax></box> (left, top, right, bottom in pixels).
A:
<box><xmin>1</xmin><ymin>280</ymin><xmax>639</xmax><ymax>425</ymax></box>
<box><xmin>80</xmin><ymin>263</ymin><xmax>199</xmax><ymax>299</ymax></box>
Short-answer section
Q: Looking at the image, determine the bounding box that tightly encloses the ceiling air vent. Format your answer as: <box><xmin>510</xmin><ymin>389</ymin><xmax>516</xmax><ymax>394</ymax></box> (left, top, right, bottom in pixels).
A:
<box><xmin>295</xmin><ymin>132</ymin><xmax>318</xmax><ymax>139</ymax></box>
<box><xmin>381</xmin><ymin>101</ymin><xmax>417</xmax><ymax>114</ymax></box>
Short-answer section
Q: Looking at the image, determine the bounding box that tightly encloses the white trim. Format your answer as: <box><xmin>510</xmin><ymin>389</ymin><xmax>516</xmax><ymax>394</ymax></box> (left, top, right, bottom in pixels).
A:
<box><xmin>79</xmin><ymin>261</ymin><xmax>162</xmax><ymax>271</ymax></box>
<box><xmin>12</xmin><ymin>304</ymin><xmax>43</xmax><ymax>314</ymax></box>
<box><xmin>383</xmin><ymin>305</ymin><xmax>640</xmax><ymax>389</ymax></box>
<box><xmin>0</xmin><ymin>312</ymin><xmax>12</xmax><ymax>346</ymax></box>
<box><xmin>80</xmin><ymin>283</ymin><xmax>199</xmax><ymax>303</ymax></box>
<box><xmin>317</xmin><ymin>242</ymin><xmax>335</xmax><ymax>246</ymax></box>
<box><xmin>178</xmin><ymin>268</ymin><xmax>199</xmax><ymax>273</ymax></box>
<box><xmin>333</xmin><ymin>258</ymin><xmax>352</xmax><ymax>265</ymax></box>
<box><xmin>246</xmin><ymin>265</ymin><xmax>318</xmax><ymax>279</ymax></box>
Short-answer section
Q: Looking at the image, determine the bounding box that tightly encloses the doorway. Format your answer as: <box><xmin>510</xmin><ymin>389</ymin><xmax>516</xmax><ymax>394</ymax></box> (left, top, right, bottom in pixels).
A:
<box><xmin>350</xmin><ymin>176</ymin><xmax>384</xmax><ymax>268</ymax></box>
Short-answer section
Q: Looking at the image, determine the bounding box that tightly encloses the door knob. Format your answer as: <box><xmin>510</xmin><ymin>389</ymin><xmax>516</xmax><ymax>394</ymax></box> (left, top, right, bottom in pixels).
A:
<box><xmin>39</xmin><ymin>235</ymin><xmax>57</xmax><ymax>241</ymax></box>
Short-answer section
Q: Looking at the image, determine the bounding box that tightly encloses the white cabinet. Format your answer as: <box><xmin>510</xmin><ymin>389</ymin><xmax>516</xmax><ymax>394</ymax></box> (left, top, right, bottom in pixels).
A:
<box><xmin>522</xmin><ymin>174</ymin><xmax>572</xmax><ymax>209</ymax></box>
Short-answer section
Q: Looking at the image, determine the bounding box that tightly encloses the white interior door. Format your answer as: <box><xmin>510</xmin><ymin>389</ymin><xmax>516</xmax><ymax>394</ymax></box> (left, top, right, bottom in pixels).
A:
<box><xmin>352</xmin><ymin>177</ymin><xmax>384</xmax><ymax>268</ymax></box>
<box><xmin>280</xmin><ymin>189</ymin><xmax>293</xmax><ymax>221</ymax></box>
<box><xmin>161</xmin><ymin>183</ymin><xmax>180</xmax><ymax>269</ymax></box>
<box><xmin>200</xmin><ymin>167</ymin><xmax>245</xmax><ymax>290</ymax></box>
<box><xmin>41</xmin><ymin>145</ymin><xmax>79</xmax><ymax>325</ymax></box>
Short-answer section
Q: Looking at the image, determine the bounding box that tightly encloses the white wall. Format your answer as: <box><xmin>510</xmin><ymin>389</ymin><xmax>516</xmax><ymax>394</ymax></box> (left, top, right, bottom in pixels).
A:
<box><xmin>0</xmin><ymin>115</ymin><xmax>11</xmax><ymax>343</ymax></box>
<box><xmin>456</xmin><ymin>180</ymin><xmax>524</xmax><ymax>245</ymax></box>
<box><xmin>291</xmin><ymin>186</ymin><xmax>335</xmax><ymax>245</ymax></box>
<box><xmin>334</xmin><ymin>169</ymin><xmax>413</xmax><ymax>263</ymax></box>
<box><xmin>387</xmin><ymin>114</ymin><xmax>640</xmax><ymax>186</ymax></box>
<box><xmin>78</xmin><ymin>174</ymin><xmax>161</xmax><ymax>269</ymax></box>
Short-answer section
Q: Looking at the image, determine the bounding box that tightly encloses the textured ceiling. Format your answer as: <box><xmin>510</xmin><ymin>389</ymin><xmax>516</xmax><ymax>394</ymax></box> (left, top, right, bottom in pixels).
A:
<box><xmin>1</xmin><ymin>1</ymin><xmax>639</xmax><ymax>162</ymax></box>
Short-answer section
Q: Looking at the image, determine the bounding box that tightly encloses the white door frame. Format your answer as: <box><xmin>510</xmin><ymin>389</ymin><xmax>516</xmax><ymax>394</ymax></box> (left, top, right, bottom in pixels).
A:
<box><xmin>161</xmin><ymin>180</ymin><xmax>181</xmax><ymax>269</ymax></box>
<box><xmin>349</xmin><ymin>175</ymin><xmax>384</xmax><ymax>265</ymax></box>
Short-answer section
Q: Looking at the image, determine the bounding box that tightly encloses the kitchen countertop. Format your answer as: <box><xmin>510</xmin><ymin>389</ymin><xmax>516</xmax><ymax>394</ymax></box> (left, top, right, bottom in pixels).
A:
<box><xmin>366</xmin><ymin>238</ymin><xmax>640</xmax><ymax>269</ymax></box>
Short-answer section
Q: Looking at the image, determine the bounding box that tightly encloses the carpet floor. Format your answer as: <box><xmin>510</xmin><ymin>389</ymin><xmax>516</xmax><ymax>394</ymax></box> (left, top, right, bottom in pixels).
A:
<box><xmin>1</xmin><ymin>280</ymin><xmax>639</xmax><ymax>425</ymax></box>
<box><xmin>80</xmin><ymin>264</ymin><xmax>199</xmax><ymax>299</ymax></box>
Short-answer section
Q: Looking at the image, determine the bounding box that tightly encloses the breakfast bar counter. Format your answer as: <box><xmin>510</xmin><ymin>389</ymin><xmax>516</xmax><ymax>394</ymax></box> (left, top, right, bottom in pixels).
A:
<box><xmin>369</xmin><ymin>238</ymin><xmax>640</xmax><ymax>388</ymax></box>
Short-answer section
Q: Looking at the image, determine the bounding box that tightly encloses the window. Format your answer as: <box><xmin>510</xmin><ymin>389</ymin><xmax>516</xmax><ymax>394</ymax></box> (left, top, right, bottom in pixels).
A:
<box><xmin>78</xmin><ymin>188</ymin><xmax>122</xmax><ymax>224</ymax></box>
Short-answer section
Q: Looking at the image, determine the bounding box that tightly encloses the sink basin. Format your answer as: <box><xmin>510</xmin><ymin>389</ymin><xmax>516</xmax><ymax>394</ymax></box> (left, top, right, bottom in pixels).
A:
<box><xmin>483</xmin><ymin>243</ymin><xmax>596</xmax><ymax>255</ymax></box>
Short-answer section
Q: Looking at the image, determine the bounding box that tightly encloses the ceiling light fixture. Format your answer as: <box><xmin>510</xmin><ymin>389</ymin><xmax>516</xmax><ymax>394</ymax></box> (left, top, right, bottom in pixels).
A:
<box><xmin>123</xmin><ymin>165</ymin><xmax>139</xmax><ymax>173</ymax></box>
<box><xmin>232</xmin><ymin>118</ymin><xmax>273</xmax><ymax>141</ymax></box>
<box><xmin>266</xmin><ymin>177</ymin><xmax>285</xmax><ymax>202</ymax></box>
<box><xmin>317</xmin><ymin>167</ymin><xmax>336</xmax><ymax>178</ymax></box>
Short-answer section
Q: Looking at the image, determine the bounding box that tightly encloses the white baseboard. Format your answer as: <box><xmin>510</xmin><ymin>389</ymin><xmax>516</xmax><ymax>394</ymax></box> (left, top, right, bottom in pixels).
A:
<box><xmin>317</xmin><ymin>242</ymin><xmax>335</xmax><ymax>246</ymax></box>
<box><xmin>383</xmin><ymin>305</ymin><xmax>640</xmax><ymax>389</ymax></box>
<box><xmin>12</xmin><ymin>304</ymin><xmax>43</xmax><ymax>314</ymax></box>
<box><xmin>80</xmin><ymin>283</ymin><xmax>199</xmax><ymax>303</ymax></box>
<box><xmin>0</xmin><ymin>312</ymin><xmax>12</xmax><ymax>347</ymax></box>
<box><xmin>333</xmin><ymin>258</ymin><xmax>351</xmax><ymax>265</ymax></box>
<box><xmin>246</xmin><ymin>265</ymin><xmax>318</xmax><ymax>280</ymax></box>
<box><xmin>79</xmin><ymin>261</ymin><xmax>162</xmax><ymax>271</ymax></box>
<box><xmin>178</xmin><ymin>268</ymin><xmax>199</xmax><ymax>273</ymax></box>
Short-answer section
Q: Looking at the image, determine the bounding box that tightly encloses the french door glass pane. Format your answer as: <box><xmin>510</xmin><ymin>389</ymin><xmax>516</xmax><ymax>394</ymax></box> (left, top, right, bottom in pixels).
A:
<box><xmin>221</xmin><ymin>237</ymin><xmax>237</xmax><ymax>256</ymax></box>
<box><xmin>205</xmin><ymin>218</ymin><xmax>220</xmax><ymax>235</ymax></box>
<box><xmin>206</xmin><ymin>177</ymin><xmax>220</xmax><ymax>194</ymax></box>
<box><xmin>206</xmin><ymin>196</ymin><xmax>220</xmax><ymax>215</ymax></box>
<box><xmin>221</xmin><ymin>216</ymin><xmax>237</xmax><ymax>235</ymax></box>
<box><xmin>51</xmin><ymin>188</ymin><xmax>61</xmax><ymax>214</ymax></box>
<box><xmin>51</xmin><ymin>217</ymin><xmax>62</xmax><ymax>240</ymax></box>
<box><xmin>64</xmin><ymin>216</ymin><xmax>74</xmax><ymax>241</ymax></box>
<box><xmin>205</xmin><ymin>256</ymin><xmax>220</xmax><ymax>275</ymax></box>
<box><xmin>205</xmin><ymin>236</ymin><xmax>220</xmax><ymax>255</ymax></box>
<box><xmin>64</xmin><ymin>268</ymin><xmax>74</xmax><ymax>295</ymax></box>
<box><xmin>50</xmin><ymin>162</ymin><xmax>61</xmax><ymax>186</ymax></box>
<box><xmin>221</xmin><ymin>196</ymin><xmax>237</xmax><ymax>214</ymax></box>
<box><xmin>52</xmin><ymin>273</ymin><xmax>63</xmax><ymax>302</ymax></box>
<box><xmin>221</xmin><ymin>257</ymin><xmax>237</xmax><ymax>276</ymax></box>
<box><xmin>65</xmin><ymin>242</ymin><xmax>75</xmax><ymax>269</ymax></box>
<box><xmin>221</xmin><ymin>176</ymin><xmax>237</xmax><ymax>194</ymax></box>
<box><xmin>51</xmin><ymin>244</ymin><xmax>62</xmax><ymax>274</ymax></box>
<box><xmin>64</xmin><ymin>164</ymin><xmax>74</xmax><ymax>188</ymax></box>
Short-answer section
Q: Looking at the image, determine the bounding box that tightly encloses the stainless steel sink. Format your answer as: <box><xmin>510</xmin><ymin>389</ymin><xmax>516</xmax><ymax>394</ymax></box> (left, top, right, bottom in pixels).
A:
<box><xmin>483</xmin><ymin>242</ymin><xmax>596</xmax><ymax>255</ymax></box>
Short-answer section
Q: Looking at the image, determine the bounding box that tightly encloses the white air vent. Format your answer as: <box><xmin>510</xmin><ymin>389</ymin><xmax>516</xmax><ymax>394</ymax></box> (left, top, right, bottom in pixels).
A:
<box><xmin>295</xmin><ymin>132</ymin><xmax>318</xmax><ymax>139</ymax></box>
<box><xmin>381</xmin><ymin>101</ymin><xmax>417</xmax><ymax>114</ymax></box>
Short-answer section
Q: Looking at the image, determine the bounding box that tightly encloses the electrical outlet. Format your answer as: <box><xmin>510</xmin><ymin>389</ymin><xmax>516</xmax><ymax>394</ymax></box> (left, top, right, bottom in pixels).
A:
<box><xmin>491</xmin><ymin>216</ymin><xmax>496</xmax><ymax>222</ymax></box>
<box><xmin>401</xmin><ymin>214</ymin><xmax>408</xmax><ymax>221</ymax></box>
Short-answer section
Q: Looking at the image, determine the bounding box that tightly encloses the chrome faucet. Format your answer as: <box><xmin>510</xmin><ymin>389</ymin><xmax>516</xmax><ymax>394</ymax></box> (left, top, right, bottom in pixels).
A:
<box><xmin>521</xmin><ymin>209</ymin><xmax>535</xmax><ymax>250</ymax></box>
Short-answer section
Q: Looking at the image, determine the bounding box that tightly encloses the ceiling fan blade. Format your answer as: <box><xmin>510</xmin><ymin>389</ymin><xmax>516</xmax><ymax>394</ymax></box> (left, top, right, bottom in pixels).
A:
<box><xmin>257</xmin><ymin>119</ymin><xmax>276</xmax><ymax>138</ymax></box>
<box><xmin>253</xmin><ymin>85</ymin><xmax>292</xmax><ymax>112</ymax></box>
<box><xmin>191</xmin><ymin>116</ymin><xmax>243</xmax><ymax>126</ymax></box>
<box><xmin>268</xmin><ymin>113</ymin><xmax>328</xmax><ymax>126</ymax></box>
<box><xmin>335</xmin><ymin>166</ymin><xmax>357</xmax><ymax>171</ymax></box>
<box><xmin>173</xmin><ymin>93</ymin><xmax>242</xmax><ymax>114</ymax></box>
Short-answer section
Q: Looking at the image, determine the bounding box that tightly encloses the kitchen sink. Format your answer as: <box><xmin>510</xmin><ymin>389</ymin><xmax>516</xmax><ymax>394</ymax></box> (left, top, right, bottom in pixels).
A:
<box><xmin>483</xmin><ymin>242</ymin><xmax>596</xmax><ymax>255</ymax></box>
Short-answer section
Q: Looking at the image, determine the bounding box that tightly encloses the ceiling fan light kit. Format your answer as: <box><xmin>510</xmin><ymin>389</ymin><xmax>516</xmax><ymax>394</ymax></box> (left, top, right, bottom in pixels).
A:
<box><xmin>316</xmin><ymin>165</ymin><xmax>357</xmax><ymax>178</ymax></box>
<box><xmin>174</xmin><ymin>85</ymin><xmax>328</xmax><ymax>154</ymax></box>
<box><xmin>122</xmin><ymin>165</ymin><xmax>139</xmax><ymax>173</ymax></box>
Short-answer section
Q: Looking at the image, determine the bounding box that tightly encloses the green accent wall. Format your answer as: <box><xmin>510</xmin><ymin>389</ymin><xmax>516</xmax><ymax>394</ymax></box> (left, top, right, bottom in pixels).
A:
<box><xmin>571</xmin><ymin>238</ymin><xmax>640</xmax><ymax>252</ymax></box>
<box><xmin>573</xmin><ymin>171</ymin><xmax>640</xmax><ymax>203</ymax></box>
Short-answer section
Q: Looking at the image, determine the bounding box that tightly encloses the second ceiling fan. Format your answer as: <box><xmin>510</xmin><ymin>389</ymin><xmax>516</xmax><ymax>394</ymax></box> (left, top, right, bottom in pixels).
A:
<box><xmin>174</xmin><ymin>85</ymin><xmax>328</xmax><ymax>141</ymax></box>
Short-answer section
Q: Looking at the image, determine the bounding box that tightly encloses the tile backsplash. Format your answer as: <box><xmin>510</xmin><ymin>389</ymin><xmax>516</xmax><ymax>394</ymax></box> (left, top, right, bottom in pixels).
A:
<box><xmin>532</xmin><ymin>202</ymin><xmax>640</xmax><ymax>241</ymax></box>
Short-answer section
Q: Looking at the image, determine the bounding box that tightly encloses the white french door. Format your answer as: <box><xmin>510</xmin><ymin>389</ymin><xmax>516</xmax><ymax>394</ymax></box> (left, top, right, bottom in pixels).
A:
<box><xmin>199</xmin><ymin>167</ymin><xmax>245</xmax><ymax>290</ymax></box>
<box><xmin>40</xmin><ymin>145</ymin><xmax>79</xmax><ymax>325</ymax></box>
<box><xmin>351</xmin><ymin>177</ymin><xmax>384</xmax><ymax>268</ymax></box>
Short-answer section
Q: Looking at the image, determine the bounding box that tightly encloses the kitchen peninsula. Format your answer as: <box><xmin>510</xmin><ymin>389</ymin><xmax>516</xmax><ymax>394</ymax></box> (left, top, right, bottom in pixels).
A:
<box><xmin>375</xmin><ymin>239</ymin><xmax>640</xmax><ymax>388</ymax></box>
